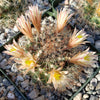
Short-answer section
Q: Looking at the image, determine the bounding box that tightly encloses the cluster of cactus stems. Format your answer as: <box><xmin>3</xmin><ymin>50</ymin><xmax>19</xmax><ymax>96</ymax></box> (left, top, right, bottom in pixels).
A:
<box><xmin>4</xmin><ymin>3</ymin><xmax>98</xmax><ymax>91</ymax></box>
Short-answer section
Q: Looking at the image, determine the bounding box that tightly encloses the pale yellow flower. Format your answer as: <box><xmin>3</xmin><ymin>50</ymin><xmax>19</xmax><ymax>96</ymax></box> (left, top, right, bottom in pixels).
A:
<box><xmin>56</xmin><ymin>8</ymin><xmax>73</xmax><ymax>33</ymax></box>
<box><xmin>48</xmin><ymin>68</ymin><xmax>70</xmax><ymax>91</ymax></box>
<box><xmin>4</xmin><ymin>39</ymin><xmax>25</xmax><ymax>58</ymax></box>
<box><xmin>28</xmin><ymin>5</ymin><xmax>42</xmax><ymax>33</ymax></box>
<box><xmin>16</xmin><ymin>15</ymin><xmax>33</xmax><ymax>42</ymax></box>
<box><xmin>68</xmin><ymin>48</ymin><xmax>98</xmax><ymax>67</ymax></box>
<box><xmin>96</xmin><ymin>2</ymin><xmax>100</xmax><ymax>17</ymax></box>
<box><xmin>16</xmin><ymin>52</ymin><xmax>39</xmax><ymax>74</ymax></box>
<box><xmin>67</xmin><ymin>28</ymin><xmax>88</xmax><ymax>49</ymax></box>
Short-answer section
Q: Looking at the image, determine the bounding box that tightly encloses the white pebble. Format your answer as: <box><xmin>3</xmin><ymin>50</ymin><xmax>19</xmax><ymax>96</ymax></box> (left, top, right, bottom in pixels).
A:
<box><xmin>73</xmin><ymin>93</ymin><xmax>82</xmax><ymax>100</ymax></box>
<box><xmin>96</xmin><ymin>74</ymin><xmax>100</xmax><ymax>81</ymax></box>
<box><xmin>83</xmin><ymin>94</ymin><xmax>89</xmax><ymax>99</ymax></box>
<box><xmin>7</xmin><ymin>92</ymin><xmax>15</xmax><ymax>99</ymax></box>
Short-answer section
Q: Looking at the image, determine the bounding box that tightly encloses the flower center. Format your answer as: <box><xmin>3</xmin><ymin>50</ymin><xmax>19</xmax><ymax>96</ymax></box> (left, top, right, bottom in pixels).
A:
<box><xmin>53</xmin><ymin>71</ymin><xmax>61</xmax><ymax>81</ymax></box>
<box><xmin>96</xmin><ymin>4</ymin><xmax>100</xmax><ymax>16</ymax></box>
<box><xmin>84</xmin><ymin>54</ymin><xmax>90</xmax><ymax>61</ymax></box>
<box><xmin>97</xmin><ymin>9</ymin><xmax>100</xmax><ymax>13</ymax></box>
<box><xmin>77</xmin><ymin>35</ymin><xmax>83</xmax><ymax>39</ymax></box>
<box><xmin>10</xmin><ymin>47</ymin><xmax>16</xmax><ymax>52</ymax></box>
<box><xmin>25</xmin><ymin>60</ymin><xmax>34</xmax><ymax>66</ymax></box>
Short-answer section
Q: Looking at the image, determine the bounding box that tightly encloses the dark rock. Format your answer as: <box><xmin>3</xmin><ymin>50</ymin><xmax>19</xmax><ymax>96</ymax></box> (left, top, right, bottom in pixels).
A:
<box><xmin>21</xmin><ymin>80</ymin><xmax>29</xmax><ymax>88</ymax></box>
<box><xmin>6</xmin><ymin>65</ymin><xmax>11</xmax><ymax>70</ymax></box>
<box><xmin>0</xmin><ymin>76</ymin><xmax>3</xmax><ymax>83</ymax></box>
<box><xmin>95</xmin><ymin>40</ymin><xmax>100</xmax><ymax>51</ymax></box>
<box><xmin>34</xmin><ymin>95</ymin><xmax>45</xmax><ymax>100</ymax></box>
<box><xmin>96</xmin><ymin>89</ymin><xmax>100</xmax><ymax>94</ymax></box>
<box><xmin>28</xmin><ymin>89</ymin><xmax>39</xmax><ymax>99</ymax></box>
<box><xmin>79</xmin><ymin>74</ymin><xmax>87</xmax><ymax>83</ymax></box>
<box><xmin>87</xmin><ymin>37</ymin><xmax>94</xmax><ymax>44</ymax></box>
<box><xmin>0</xmin><ymin>59</ymin><xmax>7</xmax><ymax>68</ymax></box>
<box><xmin>0</xmin><ymin>87</ymin><xmax>6</xmax><ymax>92</ymax></box>
<box><xmin>7</xmin><ymin>85</ymin><xmax>15</xmax><ymax>91</ymax></box>
<box><xmin>17</xmin><ymin>75</ymin><xmax>24</xmax><ymax>82</ymax></box>
<box><xmin>89</xmin><ymin>95</ymin><xmax>98</xmax><ymax>100</ymax></box>
<box><xmin>7</xmin><ymin>92</ymin><xmax>15</xmax><ymax>100</ymax></box>
<box><xmin>40</xmin><ymin>88</ymin><xmax>46</xmax><ymax>95</ymax></box>
<box><xmin>95</xmin><ymin>35</ymin><xmax>100</xmax><ymax>41</ymax></box>
<box><xmin>0</xmin><ymin>54</ymin><xmax>3</xmax><ymax>61</ymax></box>
<box><xmin>3</xmin><ymin>78</ymin><xmax>10</xmax><ymax>87</ymax></box>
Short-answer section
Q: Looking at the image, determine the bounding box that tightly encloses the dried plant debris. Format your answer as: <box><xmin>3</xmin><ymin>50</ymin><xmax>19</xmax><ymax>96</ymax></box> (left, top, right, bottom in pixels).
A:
<box><xmin>0</xmin><ymin>0</ymin><xmax>28</xmax><ymax>28</ymax></box>
<box><xmin>73</xmin><ymin>0</ymin><xmax>100</xmax><ymax>28</ymax></box>
<box><xmin>0</xmin><ymin>0</ymin><xmax>50</xmax><ymax>28</ymax></box>
<box><xmin>4</xmin><ymin>5</ymin><xmax>98</xmax><ymax>91</ymax></box>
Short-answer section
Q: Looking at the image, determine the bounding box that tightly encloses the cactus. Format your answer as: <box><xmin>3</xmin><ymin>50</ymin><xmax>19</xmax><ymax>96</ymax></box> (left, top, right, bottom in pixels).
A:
<box><xmin>4</xmin><ymin>5</ymin><xmax>98</xmax><ymax>91</ymax></box>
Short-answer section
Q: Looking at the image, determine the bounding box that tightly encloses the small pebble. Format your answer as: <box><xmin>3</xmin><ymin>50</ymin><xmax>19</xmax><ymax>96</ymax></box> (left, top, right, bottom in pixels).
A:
<box><xmin>21</xmin><ymin>80</ymin><xmax>29</xmax><ymax>88</ymax></box>
<box><xmin>0</xmin><ymin>54</ymin><xmax>3</xmax><ymax>61</ymax></box>
<box><xmin>87</xmin><ymin>37</ymin><xmax>94</xmax><ymax>44</ymax></box>
<box><xmin>79</xmin><ymin>74</ymin><xmax>87</xmax><ymax>83</ymax></box>
<box><xmin>13</xmin><ymin>25</ymin><xmax>19</xmax><ymax>32</ymax></box>
<box><xmin>17</xmin><ymin>75</ymin><xmax>24</xmax><ymax>82</ymax></box>
<box><xmin>0</xmin><ymin>59</ymin><xmax>7</xmax><ymax>68</ymax></box>
<box><xmin>96</xmin><ymin>74</ymin><xmax>100</xmax><ymax>81</ymax></box>
<box><xmin>7</xmin><ymin>92</ymin><xmax>15</xmax><ymax>99</ymax></box>
<box><xmin>73</xmin><ymin>93</ymin><xmax>82</xmax><ymax>100</ymax></box>
<box><xmin>96</xmin><ymin>82</ymin><xmax>100</xmax><ymax>90</ymax></box>
<box><xmin>83</xmin><ymin>94</ymin><xmax>89</xmax><ymax>99</ymax></box>
<box><xmin>28</xmin><ymin>89</ymin><xmax>39</xmax><ymax>99</ymax></box>
<box><xmin>85</xmin><ymin>84</ymin><xmax>90</xmax><ymax>91</ymax></box>
<box><xmin>34</xmin><ymin>95</ymin><xmax>45</xmax><ymax>100</ymax></box>
<box><xmin>89</xmin><ymin>83</ymin><xmax>95</xmax><ymax>90</ymax></box>
<box><xmin>90</xmin><ymin>78</ymin><xmax>97</xmax><ymax>87</ymax></box>
<box><xmin>0</xmin><ymin>76</ymin><xmax>3</xmax><ymax>83</ymax></box>
<box><xmin>89</xmin><ymin>95</ymin><xmax>98</xmax><ymax>100</ymax></box>
<box><xmin>3</xmin><ymin>78</ymin><xmax>10</xmax><ymax>86</ymax></box>
<box><xmin>95</xmin><ymin>40</ymin><xmax>100</xmax><ymax>51</ymax></box>
<box><xmin>7</xmin><ymin>85</ymin><xmax>15</xmax><ymax>91</ymax></box>
<box><xmin>11</xmin><ymin>63</ymin><xmax>18</xmax><ymax>72</ymax></box>
<box><xmin>96</xmin><ymin>89</ymin><xmax>100</xmax><ymax>95</ymax></box>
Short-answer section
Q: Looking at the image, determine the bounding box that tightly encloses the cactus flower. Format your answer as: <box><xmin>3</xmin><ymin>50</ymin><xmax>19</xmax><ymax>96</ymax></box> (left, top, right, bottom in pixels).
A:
<box><xmin>67</xmin><ymin>28</ymin><xmax>88</xmax><ymax>49</ymax></box>
<box><xmin>48</xmin><ymin>68</ymin><xmax>70</xmax><ymax>91</ymax></box>
<box><xmin>96</xmin><ymin>2</ymin><xmax>100</xmax><ymax>17</ymax></box>
<box><xmin>16</xmin><ymin>52</ymin><xmax>39</xmax><ymax>74</ymax></box>
<box><xmin>16</xmin><ymin>15</ymin><xmax>33</xmax><ymax>42</ymax></box>
<box><xmin>4</xmin><ymin>39</ymin><xmax>25</xmax><ymax>58</ymax></box>
<box><xmin>56</xmin><ymin>8</ymin><xmax>73</xmax><ymax>33</ymax></box>
<box><xmin>68</xmin><ymin>48</ymin><xmax>98</xmax><ymax>67</ymax></box>
<box><xmin>28</xmin><ymin>5</ymin><xmax>42</xmax><ymax>33</ymax></box>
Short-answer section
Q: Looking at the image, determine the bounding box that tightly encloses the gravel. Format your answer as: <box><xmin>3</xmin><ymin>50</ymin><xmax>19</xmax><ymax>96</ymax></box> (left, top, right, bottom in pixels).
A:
<box><xmin>0</xmin><ymin>29</ymin><xmax>16</xmax><ymax>46</ymax></box>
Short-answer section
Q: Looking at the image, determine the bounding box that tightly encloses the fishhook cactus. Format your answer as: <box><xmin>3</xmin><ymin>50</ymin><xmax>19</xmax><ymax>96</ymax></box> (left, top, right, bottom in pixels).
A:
<box><xmin>4</xmin><ymin>5</ymin><xmax>98</xmax><ymax>91</ymax></box>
